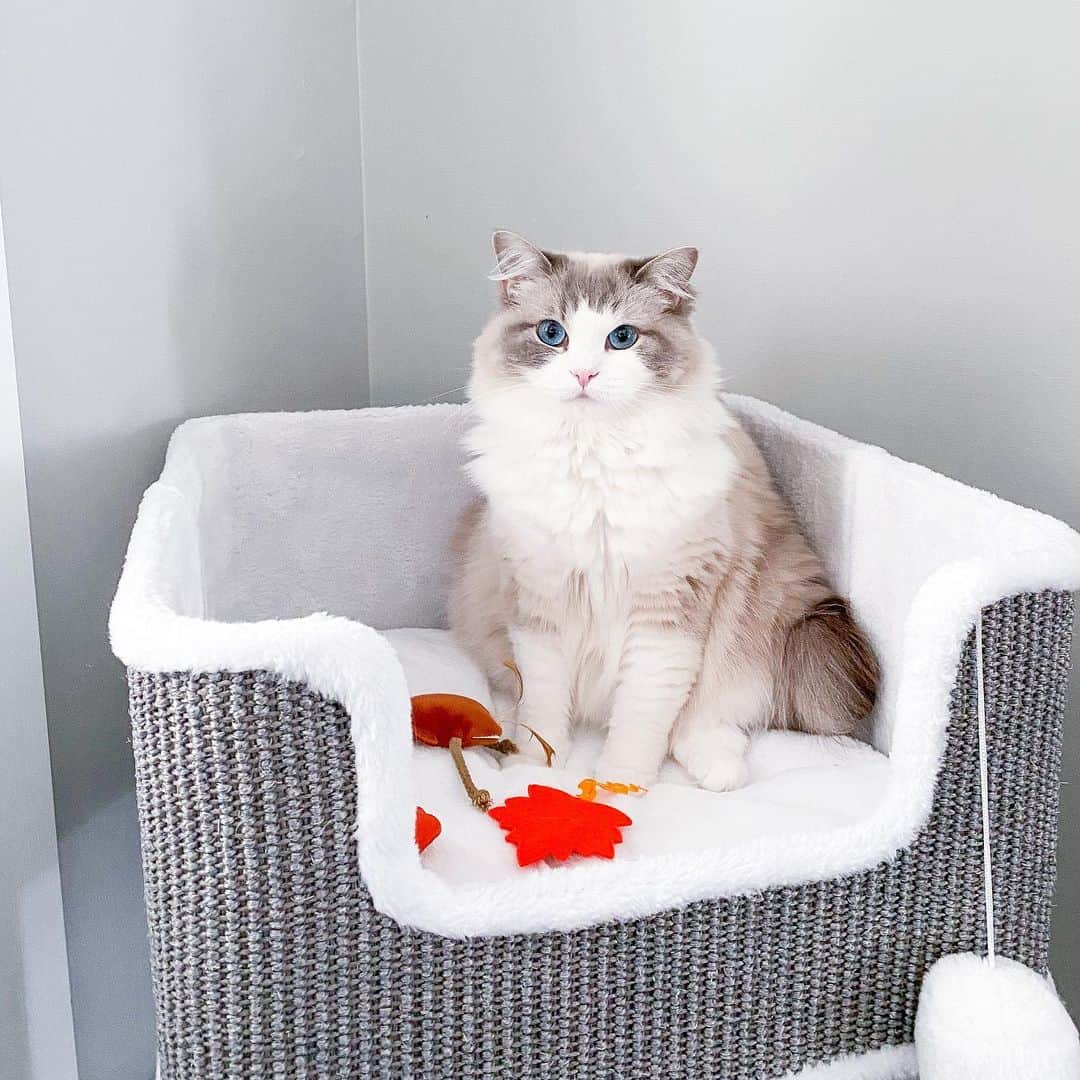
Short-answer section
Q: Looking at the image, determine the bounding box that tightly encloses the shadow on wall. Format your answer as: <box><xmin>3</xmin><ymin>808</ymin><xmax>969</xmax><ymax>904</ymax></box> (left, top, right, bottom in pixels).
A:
<box><xmin>167</xmin><ymin>197</ymin><xmax>368</xmax><ymax>416</ymax></box>
<box><xmin>11</xmin><ymin>3</ymin><xmax>370</xmax><ymax>1076</ymax></box>
<box><xmin>30</xmin><ymin>423</ymin><xmax>176</xmax><ymax>1080</ymax></box>
<box><xmin>24</xmin><ymin>130</ymin><xmax>366</xmax><ymax>1080</ymax></box>
<box><xmin>165</xmin><ymin>2</ymin><xmax>367</xmax><ymax>416</ymax></box>
<box><xmin>1</xmin><ymin>847</ymin><xmax>71</xmax><ymax>1079</ymax></box>
<box><xmin>56</xmin><ymin>793</ymin><xmax>151</xmax><ymax>1080</ymax></box>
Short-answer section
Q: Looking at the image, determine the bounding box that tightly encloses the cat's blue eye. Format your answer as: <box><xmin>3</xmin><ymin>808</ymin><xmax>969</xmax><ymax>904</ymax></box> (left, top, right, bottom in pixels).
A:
<box><xmin>607</xmin><ymin>325</ymin><xmax>638</xmax><ymax>350</ymax></box>
<box><xmin>536</xmin><ymin>319</ymin><xmax>567</xmax><ymax>347</ymax></box>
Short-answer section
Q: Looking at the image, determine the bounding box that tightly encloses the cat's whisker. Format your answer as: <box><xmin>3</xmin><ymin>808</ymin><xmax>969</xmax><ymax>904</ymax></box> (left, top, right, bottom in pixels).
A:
<box><xmin>414</xmin><ymin>383</ymin><xmax>472</xmax><ymax>405</ymax></box>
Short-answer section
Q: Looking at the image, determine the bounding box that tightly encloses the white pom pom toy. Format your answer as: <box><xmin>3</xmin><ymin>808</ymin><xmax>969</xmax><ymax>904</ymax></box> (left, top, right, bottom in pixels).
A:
<box><xmin>914</xmin><ymin>616</ymin><xmax>1080</xmax><ymax>1079</ymax></box>
<box><xmin>916</xmin><ymin>953</ymin><xmax>1079</xmax><ymax>1079</ymax></box>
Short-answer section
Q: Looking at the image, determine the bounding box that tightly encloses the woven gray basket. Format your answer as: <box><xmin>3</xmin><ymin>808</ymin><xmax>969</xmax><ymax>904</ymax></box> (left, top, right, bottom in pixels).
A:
<box><xmin>128</xmin><ymin>588</ymin><xmax>1073</xmax><ymax>1080</ymax></box>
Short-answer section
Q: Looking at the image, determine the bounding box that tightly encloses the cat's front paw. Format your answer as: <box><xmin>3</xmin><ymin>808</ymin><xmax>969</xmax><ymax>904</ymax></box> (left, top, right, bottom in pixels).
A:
<box><xmin>673</xmin><ymin>729</ymin><xmax>750</xmax><ymax>792</ymax></box>
<box><xmin>694</xmin><ymin>753</ymin><xmax>749</xmax><ymax>793</ymax></box>
<box><xmin>592</xmin><ymin>753</ymin><xmax>658</xmax><ymax>791</ymax></box>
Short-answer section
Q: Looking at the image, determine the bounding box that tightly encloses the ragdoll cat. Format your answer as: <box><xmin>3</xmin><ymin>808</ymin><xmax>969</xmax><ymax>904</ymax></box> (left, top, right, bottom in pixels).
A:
<box><xmin>448</xmin><ymin>231</ymin><xmax>878</xmax><ymax>791</ymax></box>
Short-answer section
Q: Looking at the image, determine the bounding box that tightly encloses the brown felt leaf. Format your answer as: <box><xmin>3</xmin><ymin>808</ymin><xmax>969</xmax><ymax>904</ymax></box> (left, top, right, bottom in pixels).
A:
<box><xmin>411</xmin><ymin>694</ymin><xmax>503</xmax><ymax>749</ymax></box>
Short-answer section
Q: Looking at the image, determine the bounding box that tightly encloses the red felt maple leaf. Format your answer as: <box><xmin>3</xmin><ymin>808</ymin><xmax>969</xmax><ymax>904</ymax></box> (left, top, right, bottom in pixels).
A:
<box><xmin>488</xmin><ymin>784</ymin><xmax>633</xmax><ymax>867</ymax></box>
<box><xmin>415</xmin><ymin>806</ymin><xmax>442</xmax><ymax>853</ymax></box>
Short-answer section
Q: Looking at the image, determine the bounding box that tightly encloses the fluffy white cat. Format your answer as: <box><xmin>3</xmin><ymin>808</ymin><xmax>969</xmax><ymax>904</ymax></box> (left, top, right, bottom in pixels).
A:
<box><xmin>448</xmin><ymin>232</ymin><xmax>878</xmax><ymax>791</ymax></box>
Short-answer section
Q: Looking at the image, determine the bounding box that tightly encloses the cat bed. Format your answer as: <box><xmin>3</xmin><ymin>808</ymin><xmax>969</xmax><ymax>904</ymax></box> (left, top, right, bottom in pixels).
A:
<box><xmin>111</xmin><ymin>395</ymin><xmax>1080</xmax><ymax>1079</ymax></box>
<box><xmin>389</xmin><ymin>627</ymin><xmax>889</xmax><ymax>887</ymax></box>
<box><xmin>111</xmin><ymin>396</ymin><xmax>1080</xmax><ymax>938</ymax></box>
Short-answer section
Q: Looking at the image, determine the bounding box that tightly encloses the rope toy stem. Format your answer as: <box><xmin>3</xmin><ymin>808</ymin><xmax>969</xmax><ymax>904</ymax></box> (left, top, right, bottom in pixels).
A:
<box><xmin>448</xmin><ymin>736</ymin><xmax>492</xmax><ymax>812</ymax></box>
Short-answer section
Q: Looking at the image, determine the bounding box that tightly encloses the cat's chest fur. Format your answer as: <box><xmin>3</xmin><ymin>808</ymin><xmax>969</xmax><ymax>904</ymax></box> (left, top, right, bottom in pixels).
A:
<box><xmin>469</xmin><ymin>408</ymin><xmax>738</xmax><ymax>606</ymax></box>
<box><xmin>495</xmin><ymin>446</ymin><xmax>682</xmax><ymax>573</ymax></box>
<box><xmin>478</xmin><ymin>418</ymin><xmax>734</xmax><ymax>724</ymax></box>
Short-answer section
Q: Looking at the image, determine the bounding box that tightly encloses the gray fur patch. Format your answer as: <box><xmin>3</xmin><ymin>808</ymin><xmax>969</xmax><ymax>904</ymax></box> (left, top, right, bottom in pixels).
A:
<box><xmin>489</xmin><ymin>235</ymin><xmax>702</xmax><ymax>384</ymax></box>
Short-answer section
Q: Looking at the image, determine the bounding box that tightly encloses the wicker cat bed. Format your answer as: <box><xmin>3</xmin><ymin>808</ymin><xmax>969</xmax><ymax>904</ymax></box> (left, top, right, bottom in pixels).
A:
<box><xmin>112</xmin><ymin>397</ymin><xmax>1080</xmax><ymax>1079</ymax></box>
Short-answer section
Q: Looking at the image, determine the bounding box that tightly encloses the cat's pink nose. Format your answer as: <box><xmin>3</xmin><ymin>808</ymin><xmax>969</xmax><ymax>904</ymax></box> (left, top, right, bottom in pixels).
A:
<box><xmin>571</xmin><ymin>369</ymin><xmax>598</xmax><ymax>389</ymax></box>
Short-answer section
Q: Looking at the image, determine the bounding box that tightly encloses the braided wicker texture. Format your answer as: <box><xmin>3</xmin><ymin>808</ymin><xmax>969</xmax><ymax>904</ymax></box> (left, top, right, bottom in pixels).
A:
<box><xmin>128</xmin><ymin>590</ymin><xmax>1073</xmax><ymax>1080</ymax></box>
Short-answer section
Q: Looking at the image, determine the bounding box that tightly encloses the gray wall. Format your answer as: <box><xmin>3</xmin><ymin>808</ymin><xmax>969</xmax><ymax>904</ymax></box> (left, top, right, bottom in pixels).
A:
<box><xmin>0</xmin><ymin>3</ymin><xmax>369</xmax><ymax>1077</ymax></box>
<box><xmin>0</xmin><ymin>207</ymin><xmax>79</xmax><ymax>1080</ymax></box>
<box><xmin>357</xmin><ymin>0</ymin><xmax>1080</xmax><ymax>1013</ymax></box>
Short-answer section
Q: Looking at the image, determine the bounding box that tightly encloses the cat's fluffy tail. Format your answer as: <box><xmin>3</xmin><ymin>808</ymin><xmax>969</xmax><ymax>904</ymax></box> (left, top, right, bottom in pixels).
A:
<box><xmin>778</xmin><ymin>596</ymin><xmax>879</xmax><ymax>737</ymax></box>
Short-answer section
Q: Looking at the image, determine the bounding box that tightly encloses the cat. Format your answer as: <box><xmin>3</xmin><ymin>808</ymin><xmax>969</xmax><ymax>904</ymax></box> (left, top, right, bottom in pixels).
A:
<box><xmin>447</xmin><ymin>231</ymin><xmax>879</xmax><ymax>791</ymax></box>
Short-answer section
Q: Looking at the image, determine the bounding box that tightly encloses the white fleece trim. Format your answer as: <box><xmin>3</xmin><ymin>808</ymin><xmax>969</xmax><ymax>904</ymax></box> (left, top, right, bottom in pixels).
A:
<box><xmin>782</xmin><ymin>1043</ymin><xmax>916</xmax><ymax>1079</ymax></box>
<box><xmin>110</xmin><ymin>398</ymin><xmax>1080</xmax><ymax>938</ymax></box>
<box><xmin>159</xmin><ymin>1043</ymin><xmax>917</xmax><ymax>1080</ymax></box>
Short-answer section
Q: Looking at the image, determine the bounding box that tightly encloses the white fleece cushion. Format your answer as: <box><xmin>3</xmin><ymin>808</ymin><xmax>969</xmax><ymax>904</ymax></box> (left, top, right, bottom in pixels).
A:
<box><xmin>386</xmin><ymin>629</ymin><xmax>889</xmax><ymax>885</ymax></box>
<box><xmin>110</xmin><ymin>398</ymin><xmax>1080</xmax><ymax>937</ymax></box>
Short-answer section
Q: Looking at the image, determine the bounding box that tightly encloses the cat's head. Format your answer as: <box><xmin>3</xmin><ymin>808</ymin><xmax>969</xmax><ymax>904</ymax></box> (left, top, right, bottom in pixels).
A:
<box><xmin>470</xmin><ymin>232</ymin><xmax>715</xmax><ymax>416</ymax></box>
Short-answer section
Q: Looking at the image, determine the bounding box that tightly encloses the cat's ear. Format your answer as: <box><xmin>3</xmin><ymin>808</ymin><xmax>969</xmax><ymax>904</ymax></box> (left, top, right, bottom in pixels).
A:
<box><xmin>634</xmin><ymin>246</ymin><xmax>699</xmax><ymax>311</ymax></box>
<box><xmin>490</xmin><ymin>231</ymin><xmax>553</xmax><ymax>306</ymax></box>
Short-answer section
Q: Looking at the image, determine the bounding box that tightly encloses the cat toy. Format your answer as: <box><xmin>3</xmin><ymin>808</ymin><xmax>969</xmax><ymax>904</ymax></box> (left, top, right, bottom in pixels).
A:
<box><xmin>410</xmin><ymin>692</ymin><xmax>640</xmax><ymax>865</ymax></box>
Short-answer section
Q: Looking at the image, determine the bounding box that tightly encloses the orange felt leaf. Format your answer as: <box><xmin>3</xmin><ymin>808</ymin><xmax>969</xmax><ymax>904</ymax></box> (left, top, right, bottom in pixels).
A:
<box><xmin>488</xmin><ymin>784</ymin><xmax>633</xmax><ymax>867</ymax></box>
<box><xmin>415</xmin><ymin>806</ymin><xmax>442</xmax><ymax>852</ymax></box>
<box><xmin>577</xmin><ymin>778</ymin><xmax>648</xmax><ymax>802</ymax></box>
<box><xmin>411</xmin><ymin>694</ymin><xmax>503</xmax><ymax>749</ymax></box>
